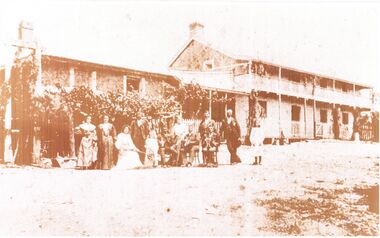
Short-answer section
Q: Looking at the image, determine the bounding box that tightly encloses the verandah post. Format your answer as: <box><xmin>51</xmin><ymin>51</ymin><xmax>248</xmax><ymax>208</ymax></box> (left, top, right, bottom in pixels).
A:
<box><xmin>278</xmin><ymin>67</ymin><xmax>282</xmax><ymax>137</ymax></box>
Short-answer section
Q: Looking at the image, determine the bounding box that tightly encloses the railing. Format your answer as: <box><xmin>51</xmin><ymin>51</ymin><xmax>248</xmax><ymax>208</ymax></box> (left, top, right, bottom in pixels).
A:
<box><xmin>172</xmin><ymin>71</ymin><xmax>235</xmax><ymax>91</ymax></box>
<box><xmin>314</xmin><ymin>87</ymin><xmax>372</xmax><ymax>108</ymax></box>
<box><xmin>316</xmin><ymin>123</ymin><xmax>323</xmax><ymax>137</ymax></box>
<box><xmin>235</xmin><ymin>74</ymin><xmax>372</xmax><ymax>109</ymax></box>
<box><xmin>291</xmin><ymin>122</ymin><xmax>300</xmax><ymax>138</ymax></box>
<box><xmin>359</xmin><ymin>124</ymin><xmax>373</xmax><ymax>141</ymax></box>
<box><xmin>234</xmin><ymin>74</ymin><xmax>278</xmax><ymax>94</ymax></box>
<box><xmin>316</xmin><ymin>123</ymin><xmax>333</xmax><ymax>138</ymax></box>
<box><xmin>280</xmin><ymin>80</ymin><xmax>313</xmax><ymax>98</ymax></box>
<box><xmin>339</xmin><ymin>125</ymin><xmax>351</xmax><ymax>140</ymax></box>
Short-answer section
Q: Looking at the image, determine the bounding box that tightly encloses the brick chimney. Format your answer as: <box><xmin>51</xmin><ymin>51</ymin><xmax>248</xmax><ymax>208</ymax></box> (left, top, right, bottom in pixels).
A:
<box><xmin>189</xmin><ymin>22</ymin><xmax>204</xmax><ymax>40</ymax></box>
<box><xmin>18</xmin><ymin>21</ymin><xmax>34</xmax><ymax>42</ymax></box>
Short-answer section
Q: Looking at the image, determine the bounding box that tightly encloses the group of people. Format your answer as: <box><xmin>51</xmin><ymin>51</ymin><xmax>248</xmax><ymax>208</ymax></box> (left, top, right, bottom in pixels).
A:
<box><xmin>75</xmin><ymin>90</ymin><xmax>266</xmax><ymax>170</ymax></box>
<box><xmin>75</xmin><ymin>112</ymin><xmax>152</xmax><ymax>170</ymax></box>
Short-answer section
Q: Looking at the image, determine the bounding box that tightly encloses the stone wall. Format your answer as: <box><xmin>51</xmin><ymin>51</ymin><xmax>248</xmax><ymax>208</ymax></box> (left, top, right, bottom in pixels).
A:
<box><xmin>42</xmin><ymin>57</ymin><xmax>176</xmax><ymax>96</ymax></box>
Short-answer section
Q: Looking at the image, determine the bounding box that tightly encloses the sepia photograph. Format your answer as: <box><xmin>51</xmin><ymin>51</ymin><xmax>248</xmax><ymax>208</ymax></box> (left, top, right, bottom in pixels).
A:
<box><xmin>0</xmin><ymin>0</ymin><xmax>379</xmax><ymax>236</ymax></box>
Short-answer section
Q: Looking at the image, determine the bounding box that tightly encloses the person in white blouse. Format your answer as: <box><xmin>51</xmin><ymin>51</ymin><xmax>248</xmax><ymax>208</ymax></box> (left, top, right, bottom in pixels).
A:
<box><xmin>113</xmin><ymin>125</ymin><xmax>142</xmax><ymax>170</ymax></box>
<box><xmin>168</xmin><ymin>116</ymin><xmax>187</xmax><ymax>166</ymax></box>
<box><xmin>77</xmin><ymin>116</ymin><xmax>97</xmax><ymax>169</ymax></box>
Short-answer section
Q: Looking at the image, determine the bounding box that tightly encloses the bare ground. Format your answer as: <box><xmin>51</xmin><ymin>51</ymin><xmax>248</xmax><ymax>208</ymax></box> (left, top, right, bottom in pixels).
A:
<box><xmin>0</xmin><ymin>140</ymin><xmax>378</xmax><ymax>236</ymax></box>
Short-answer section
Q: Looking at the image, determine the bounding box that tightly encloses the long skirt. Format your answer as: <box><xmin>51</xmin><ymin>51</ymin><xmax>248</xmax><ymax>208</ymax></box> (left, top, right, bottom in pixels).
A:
<box><xmin>113</xmin><ymin>150</ymin><xmax>142</xmax><ymax>170</ymax></box>
<box><xmin>250</xmin><ymin>127</ymin><xmax>264</xmax><ymax>156</ymax></box>
<box><xmin>77</xmin><ymin>137</ymin><xmax>97</xmax><ymax>167</ymax></box>
<box><xmin>99</xmin><ymin>136</ymin><xmax>115</xmax><ymax>170</ymax></box>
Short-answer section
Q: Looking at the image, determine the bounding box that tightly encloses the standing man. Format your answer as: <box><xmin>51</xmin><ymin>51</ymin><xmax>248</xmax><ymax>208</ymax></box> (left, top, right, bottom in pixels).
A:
<box><xmin>130</xmin><ymin>112</ymin><xmax>149</xmax><ymax>164</ymax></box>
<box><xmin>221</xmin><ymin>109</ymin><xmax>242</xmax><ymax>165</ymax></box>
<box><xmin>199</xmin><ymin>111</ymin><xmax>217</xmax><ymax>138</ymax></box>
<box><xmin>169</xmin><ymin>116</ymin><xmax>187</xmax><ymax>166</ymax></box>
<box><xmin>199</xmin><ymin>111</ymin><xmax>218</xmax><ymax>166</ymax></box>
<box><xmin>248</xmin><ymin>89</ymin><xmax>265</xmax><ymax>165</ymax></box>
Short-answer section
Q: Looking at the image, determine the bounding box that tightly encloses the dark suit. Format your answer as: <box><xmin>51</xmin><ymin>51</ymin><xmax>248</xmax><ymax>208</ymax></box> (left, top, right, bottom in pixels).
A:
<box><xmin>221</xmin><ymin>117</ymin><xmax>241</xmax><ymax>164</ymax></box>
<box><xmin>130</xmin><ymin>119</ymin><xmax>149</xmax><ymax>164</ymax></box>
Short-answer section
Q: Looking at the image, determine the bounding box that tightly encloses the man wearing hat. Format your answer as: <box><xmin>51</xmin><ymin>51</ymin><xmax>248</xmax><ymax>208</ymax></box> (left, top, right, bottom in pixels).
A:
<box><xmin>221</xmin><ymin>109</ymin><xmax>242</xmax><ymax>164</ymax></box>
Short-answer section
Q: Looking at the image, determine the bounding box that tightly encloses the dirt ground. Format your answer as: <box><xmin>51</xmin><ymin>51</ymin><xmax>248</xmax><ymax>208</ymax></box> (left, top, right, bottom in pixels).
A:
<box><xmin>0</xmin><ymin>140</ymin><xmax>378</xmax><ymax>236</ymax></box>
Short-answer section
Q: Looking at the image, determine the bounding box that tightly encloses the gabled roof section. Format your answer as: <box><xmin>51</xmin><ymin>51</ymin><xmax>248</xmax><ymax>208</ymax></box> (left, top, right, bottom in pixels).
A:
<box><xmin>168</xmin><ymin>37</ymin><xmax>249</xmax><ymax>69</ymax></box>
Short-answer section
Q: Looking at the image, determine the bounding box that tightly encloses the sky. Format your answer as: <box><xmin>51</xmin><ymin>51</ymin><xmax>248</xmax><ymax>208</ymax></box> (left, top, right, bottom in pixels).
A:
<box><xmin>1</xmin><ymin>0</ymin><xmax>379</xmax><ymax>92</ymax></box>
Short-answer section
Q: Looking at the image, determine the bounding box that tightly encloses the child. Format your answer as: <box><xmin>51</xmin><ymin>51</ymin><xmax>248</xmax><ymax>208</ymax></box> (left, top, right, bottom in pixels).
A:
<box><xmin>202</xmin><ymin>124</ymin><xmax>220</xmax><ymax>167</ymax></box>
<box><xmin>145</xmin><ymin>129</ymin><xmax>160</xmax><ymax>167</ymax></box>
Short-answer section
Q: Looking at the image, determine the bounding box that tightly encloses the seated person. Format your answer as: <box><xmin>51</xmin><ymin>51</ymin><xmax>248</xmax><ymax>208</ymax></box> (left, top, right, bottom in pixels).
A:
<box><xmin>202</xmin><ymin>124</ymin><xmax>220</xmax><ymax>167</ymax></box>
<box><xmin>157</xmin><ymin>128</ymin><xmax>182</xmax><ymax>167</ymax></box>
<box><xmin>165</xmin><ymin>134</ymin><xmax>184</xmax><ymax>167</ymax></box>
<box><xmin>182</xmin><ymin>127</ymin><xmax>200</xmax><ymax>166</ymax></box>
<box><xmin>279</xmin><ymin>130</ymin><xmax>289</xmax><ymax>145</ymax></box>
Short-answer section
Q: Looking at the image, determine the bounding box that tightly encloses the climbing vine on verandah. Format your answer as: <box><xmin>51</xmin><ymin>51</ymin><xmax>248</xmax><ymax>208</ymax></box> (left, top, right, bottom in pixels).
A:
<box><xmin>10</xmin><ymin>53</ymin><xmax>39</xmax><ymax>165</ymax></box>
<box><xmin>163</xmin><ymin>82</ymin><xmax>235</xmax><ymax>119</ymax></box>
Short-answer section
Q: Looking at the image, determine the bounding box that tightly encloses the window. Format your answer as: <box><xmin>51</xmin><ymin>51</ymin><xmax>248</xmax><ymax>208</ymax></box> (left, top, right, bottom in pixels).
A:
<box><xmin>127</xmin><ymin>79</ymin><xmax>139</xmax><ymax>91</ymax></box>
<box><xmin>320</xmin><ymin>109</ymin><xmax>327</xmax><ymax>123</ymax></box>
<box><xmin>291</xmin><ymin>105</ymin><xmax>301</xmax><ymax>121</ymax></box>
<box><xmin>259</xmin><ymin>100</ymin><xmax>267</xmax><ymax>118</ymax></box>
<box><xmin>203</xmin><ymin>59</ymin><xmax>214</xmax><ymax>71</ymax></box>
<box><xmin>342</xmin><ymin>112</ymin><xmax>349</xmax><ymax>125</ymax></box>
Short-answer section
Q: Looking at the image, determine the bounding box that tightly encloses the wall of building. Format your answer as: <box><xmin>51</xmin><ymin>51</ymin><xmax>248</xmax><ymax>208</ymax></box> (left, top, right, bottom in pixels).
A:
<box><xmin>145</xmin><ymin>77</ymin><xmax>168</xmax><ymax>97</ymax></box>
<box><xmin>74</xmin><ymin>67</ymin><xmax>92</xmax><ymax>87</ymax></box>
<box><xmin>275</xmin><ymin>97</ymin><xmax>307</xmax><ymax>139</ymax></box>
<box><xmin>235</xmin><ymin>94</ymin><xmax>249</xmax><ymax>137</ymax></box>
<box><xmin>42</xmin><ymin>59</ymin><xmax>176</xmax><ymax>97</ymax></box>
<box><xmin>341</xmin><ymin>109</ymin><xmax>355</xmax><ymax>140</ymax></box>
<box><xmin>261</xmin><ymin>97</ymin><xmax>280</xmax><ymax>138</ymax></box>
<box><xmin>316</xmin><ymin>103</ymin><xmax>334</xmax><ymax>139</ymax></box>
<box><xmin>41</xmin><ymin>62</ymin><xmax>70</xmax><ymax>87</ymax></box>
<box><xmin>232</xmin><ymin>90</ymin><xmax>358</xmax><ymax>141</ymax></box>
<box><xmin>96</xmin><ymin>70</ymin><xmax>124</xmax><ymax>93</ymax></box>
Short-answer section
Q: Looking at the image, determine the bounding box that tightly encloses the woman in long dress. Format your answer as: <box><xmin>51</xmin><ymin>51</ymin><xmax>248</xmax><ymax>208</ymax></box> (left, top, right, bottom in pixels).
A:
<box><xmin>249</xmin><ymin>89</ymin><xmax>265</xmax><ymax>165</ymax></box>
<box><xmin>97</xmin><ymin>115</ymin><xmax>116</xmax><ymax>170</ymax></box>
<box><xmin>77</xmin><ymin>116</ymin><xmax>98</xmax><ymax>169</ymax></box>
<box><xmin>114</xmin><ymin>125</ymin><xmax>142</xmax><ymax>170</ymax></box>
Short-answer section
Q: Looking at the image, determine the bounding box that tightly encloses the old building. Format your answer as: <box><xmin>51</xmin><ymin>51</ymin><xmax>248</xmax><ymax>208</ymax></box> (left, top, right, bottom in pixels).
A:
<box><xmin>0</xmin><ymin>21</ymin><xmax>180</xmax><ymax>162</ymax></box>
<box><xmin>169</xmin><ymin>22</ymin><xmax>375</xmax><ymax>141</ymax></box>
<box><xmin>41</xmin><ymin>55</ymin><xmax>179</xmax><ymax>97</ymax></box>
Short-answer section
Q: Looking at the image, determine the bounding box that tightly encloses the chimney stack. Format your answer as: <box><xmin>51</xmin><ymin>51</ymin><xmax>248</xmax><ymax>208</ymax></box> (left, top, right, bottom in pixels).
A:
<box><xmin>18</xmin><ymin>21</ymin><xmax>34</xmax><ymax>42</ymax></box>
<box><xmin>189</xmin><ymin>22</ymin><xmax>204</xmax><ymax>40</ymax></box>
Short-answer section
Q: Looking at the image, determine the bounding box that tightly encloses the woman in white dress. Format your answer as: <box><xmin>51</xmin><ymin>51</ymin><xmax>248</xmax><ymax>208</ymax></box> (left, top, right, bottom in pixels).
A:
<box><xmin>249</xmin><ymin>90</ymin><xmax>265</xmax><ymax>165</ymax></box>
<box><xmin>114</xmin><ymin>125</ymin><xmax>142</xmax><ymax>170</ymax></box>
